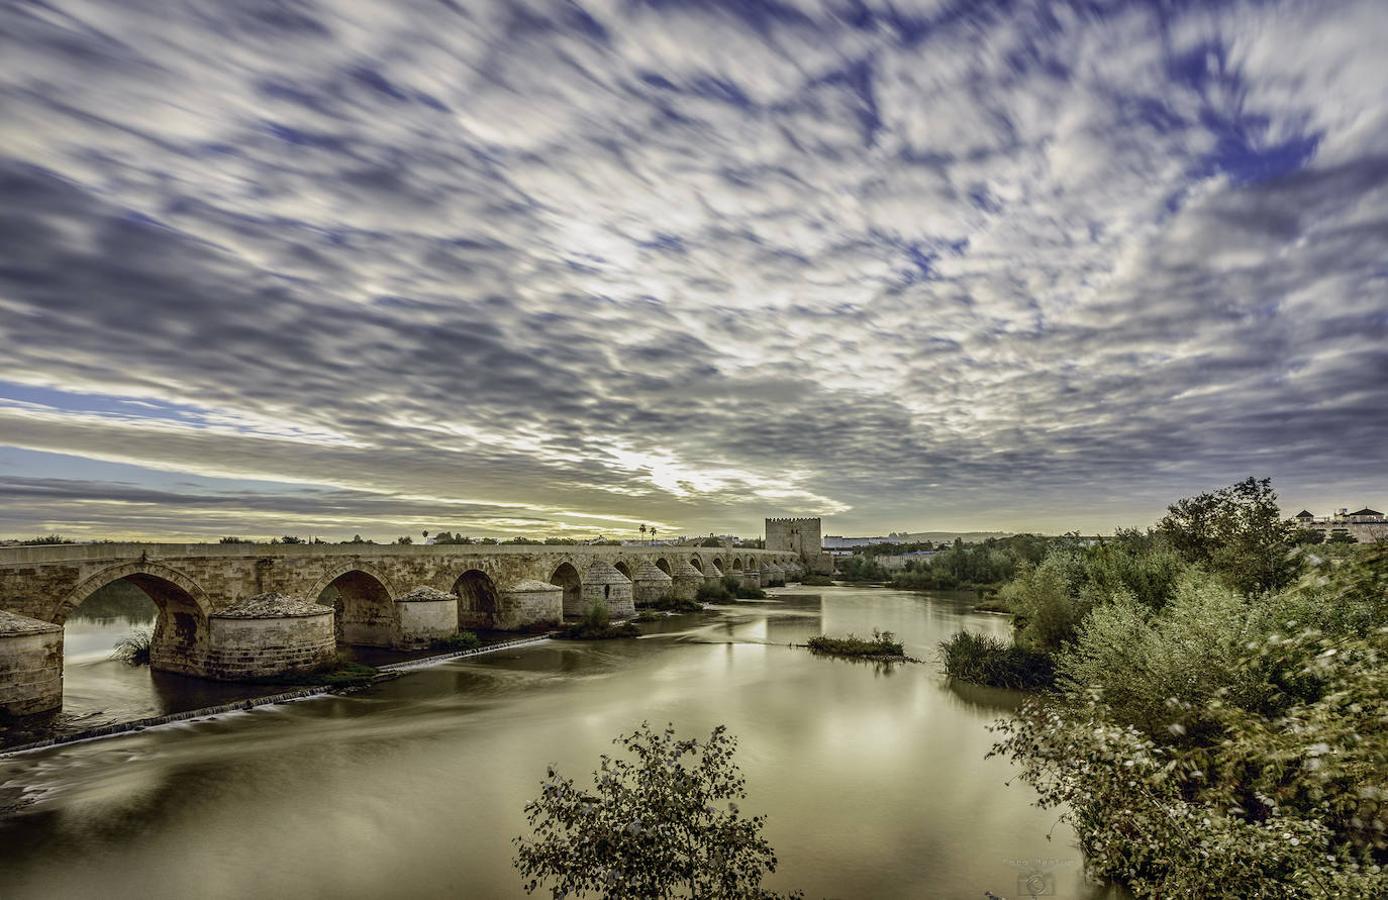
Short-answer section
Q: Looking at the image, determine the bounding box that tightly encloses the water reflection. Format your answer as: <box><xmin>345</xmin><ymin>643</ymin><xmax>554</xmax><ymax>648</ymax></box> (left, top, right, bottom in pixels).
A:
<box><xmin>0</xmin><ymin>586</ymin><xmax>1126</xmax><ymax>899</ymax></box>
<box><xmin>0</xmin><ymin>581</ymin><xmax>278</xmax><ymax>749</ymax></box>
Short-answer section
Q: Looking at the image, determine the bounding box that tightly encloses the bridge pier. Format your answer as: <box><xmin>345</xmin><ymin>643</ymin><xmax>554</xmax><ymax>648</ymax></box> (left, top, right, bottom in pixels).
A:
<box><xmin>495</xmin><ymin>580</ymin><xmax>562</xmax><ymax>630</ymax></box>
<box><xmin>203</xmin><ymin>593</ymin><xmax>336</xmax><ymax>680</ymax></box>
<box><xmin>393</xmin><ymin>587</ymin><xmax>458</xmax><ymax>650</ymax></box>
<box><xmin>0</xmin><ymin>610</ymin><xmax>63</xmax><ymax>716</ymax></box>
<box><xmin>581</xmin><ymin>561</ymin><xmax>634</xmax><ymax>619</ymax></box>
<box><xmin>669</xmin><ymin>559</ymin><xmax>704</xmax><ymax>602</ymax></box>
<box><xmin>631</xmin><ymin>560</ymin><xmax>673</xmax><ymax>607</ymax></box>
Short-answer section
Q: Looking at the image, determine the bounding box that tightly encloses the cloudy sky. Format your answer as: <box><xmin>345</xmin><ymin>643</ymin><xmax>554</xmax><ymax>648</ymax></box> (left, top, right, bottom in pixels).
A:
<box><xmin>1</xmin><ymin>0</ymin><xmax>1385</xmax><ymax>542</ymax></box>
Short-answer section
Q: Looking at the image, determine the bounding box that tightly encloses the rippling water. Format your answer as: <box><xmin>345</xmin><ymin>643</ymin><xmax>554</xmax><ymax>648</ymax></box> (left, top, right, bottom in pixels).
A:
<box><xmin>0</xmin><ymin>586</ymin><xmax>1125</xmax><ymax>899</ymax></box>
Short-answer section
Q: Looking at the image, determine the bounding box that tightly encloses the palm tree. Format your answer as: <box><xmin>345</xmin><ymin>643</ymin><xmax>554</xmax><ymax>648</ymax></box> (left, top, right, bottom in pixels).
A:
<box><xmin>649</xmin><ymin>526</ymin><xmax>658</xmax><ymax>544</ymax></box>
<box><xmin>639</xmin><ymin>524</ymin><xmax>647</xmax><ymax>543</ymax></box>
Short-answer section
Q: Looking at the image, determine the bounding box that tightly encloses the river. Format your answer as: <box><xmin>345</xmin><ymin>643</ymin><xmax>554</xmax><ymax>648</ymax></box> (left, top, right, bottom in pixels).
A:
<box><xmin>0</xmin><ymin>586</ymin><xmax>1124</xmax><ymax>899</ymax></box>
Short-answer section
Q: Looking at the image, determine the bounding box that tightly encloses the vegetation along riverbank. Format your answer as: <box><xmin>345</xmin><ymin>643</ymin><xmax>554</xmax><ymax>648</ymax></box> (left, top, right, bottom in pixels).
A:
<box><xmin>805</xmin><ymin>629</ymin><xmax>912</xmax><ymax>661</ymax></box>
<box><xmin>930</xmin><ymin>477</ymin><xmax>1388</xmax><ymax>897</ymax></box>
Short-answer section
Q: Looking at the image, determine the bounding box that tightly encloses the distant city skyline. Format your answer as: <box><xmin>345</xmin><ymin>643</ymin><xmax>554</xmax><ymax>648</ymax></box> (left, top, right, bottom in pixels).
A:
<box><xmin>2</xmin><ymin>1</ymin><xmax>1385</xmax><ymax>542</ymax></box>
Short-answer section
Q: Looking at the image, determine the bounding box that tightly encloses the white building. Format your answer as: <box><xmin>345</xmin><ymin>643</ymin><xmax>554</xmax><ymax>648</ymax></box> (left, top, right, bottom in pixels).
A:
<box><xmin>1292</xmin><ymin>507</ymin><xmax>1386</xmax><ymax>542</ymax></box>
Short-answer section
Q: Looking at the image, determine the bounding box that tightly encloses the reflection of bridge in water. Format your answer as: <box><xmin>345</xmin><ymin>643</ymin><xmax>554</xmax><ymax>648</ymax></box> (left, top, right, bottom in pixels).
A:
<box><xmin>0</xmin><ymin>543</ymin><xmax>802</xmax><ymax>715</ymax></box>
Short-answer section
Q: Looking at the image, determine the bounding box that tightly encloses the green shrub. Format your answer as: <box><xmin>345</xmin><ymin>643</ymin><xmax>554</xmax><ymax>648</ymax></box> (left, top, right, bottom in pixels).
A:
<box><xmin>431</xmin><ymin>631</ymin><xmax>482</xmax><ymax>652</ymax></box>
<box><xmin>800</xmin><ymin>574</ymin><xmax>833</xmax><ymax>586</ymax></box>
<box><xmin>938</xmin><ymin>631</ymin><xmax>1054</xmax><ymax>690</ymax></box>
<box><xmin>112</xmin><ymin>629</ymin><xmax>153</xmax><ymax>666</ymax></box>
<box><xmin>248</xmin><ymin>654</ymin><xmax>379</xmax><ymax>687</ymax></box>
<box><xmin>1082</xmin><ymin>538</ymin><xmax>1185</xmax><ymax>611</ymax></box>
<box><xmin>556</xmin><ymin>601</ymin><xmax>639</xmax><ymax>640</ymax></box>
<box><xmin>978</xmin><ymin>484</ymin><xmax>1387</xmax><ymax>897</ymax></box>
<box><xmin>643</xmin><ymin>596</ymin><xmax>704</xmax><ymax>613</ymax></box>
<box><xmin>806</xmin><ymin>629</ymin><xmax>905</xmax><ymax>658</ymax></box>
<box><xmin>838</xmin><ymin>556</ymin><xmax>888</xmax><ymax>581</ymax></box>
<box><xmin>1156</xmin><ymin>475</ymin><xmax>1301</xmax><ymax>594</ymax></box>
<box><xmin>993</xmin><ymin>625</ymin><xmax>1388</xmax><ymax>898</ymax></box>
<box><xmin>1056</xmin><ymin>574</ymin><xmax>1277</xmax><ymax>741</ymax></box>
<box><xmin>696</xmin><ymin>580</ymin><xmax>733</xmax><ymax>602</ymax></box>
<box><xmin>888</xmin><ymin>540</ymin><xmax>1020</xmax><ymax>591</ymax></box>
<box><xmin>972</xmin><ymin>594</ymin><xmax>1011</xmax><ymax>614</ymax></box>
<box><xmin>695</xmin><ymin>576</ymin><xmax>766</xmax><ymax>601</ymax></box>
<box><xmin>1003</xmin><ymin>551</ymin><xmax>1092</xmax><ymax>652</ymax></box>
<box><xmin>513</xmin><ymin>723</ymin><xmax>798</xmax><ymax>898</ymax></box>
<box><xmin>890</xmin><ymin>568</ymin><xmax>957</xmax><ymax>590</ymax></box>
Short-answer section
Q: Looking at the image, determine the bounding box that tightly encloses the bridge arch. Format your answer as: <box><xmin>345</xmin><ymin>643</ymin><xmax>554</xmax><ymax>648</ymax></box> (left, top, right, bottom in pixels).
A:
<box><xmin>654</xmin><ymin>557</ymin><xmax>672</xmax><ymax>576</ymax></box>
<box><xmin>687</xmin><ymin>556</ymin><xmax>703</xmax><ymax>573</ymax></box>
<box><xmin>549</xmin><ymin>561</ymin><xmax>582</xmax><ymax>618</ymax></box>
<box><xmin>57</xmin><ymin>561</ymin><xmax>211</xmax><ymax>676</ymax></box>
<box><xmin>453</xmin><ymin>569</ymin><xmax>498</xmax><ymax>629</ymax></box>
<box><xmin>59</xmin><ymin>561</ymin><xmax>211</xmax><ymax>624</ymax></box>
<box><xmin>712</xmin><ymin>557</ymin><xmax>724</xmax><ymax>572</ymax></box>
<box><xmin>732</xmin><ymin>558</ymin><xmax>744</xmax><ymax>572</ymax></box>
<box><xmin>306</xmin><ymin>560</ymin><xmax>400</xmax><ymax>604</ymax></box>
<box><xmin>311</xmin><ymin>564</ymin><xmax>399</xmax><ymax>647</ymax></box>
<box><xmin>613</xmin><ymin>560</ymin><xmax>633</xmax><ymax>581</ymax></box>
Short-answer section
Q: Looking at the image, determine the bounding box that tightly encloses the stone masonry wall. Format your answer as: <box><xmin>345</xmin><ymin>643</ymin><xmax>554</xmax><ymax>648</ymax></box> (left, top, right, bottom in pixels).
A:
<box><xmin>395</xmin><ymin>596</ymin><xmax>457</xmax><ymax>649</ymax></box>
<box><xmin>203</xmin><ymin>612</ymin><xmax>336</xmax><ymax>680</ymax></box>
<box><xmin>0</xmin><ymin>625</ymin><xmax>63</xmax><ymax>716</ymax></box>
<box><xmin>496</xmin><ymin>582</ymin><xmax>562</xmax><ymax>630</ymax></box>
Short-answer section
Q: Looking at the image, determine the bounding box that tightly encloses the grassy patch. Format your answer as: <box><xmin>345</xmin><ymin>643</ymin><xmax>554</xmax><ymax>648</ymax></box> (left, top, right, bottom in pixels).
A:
<box><xmin>696</xmin><ymin>580</ymin><xmax>733</xmax><ymax>602</ymax></box>
<box><xmin>557</xmin><ymin>621</ymin><xmax>640</xmax><ymax>640</ymax></box>
<box><xmin>696</xmin><ymin>576</ymin><xmax>767</xmax><ymax>602</ymax></box>
<box><xmin>972</xmin><ymin>594</ymin><xmax>1011</xmax><ymax>614</ymax></box>
<box><xmin>431</xmin><ymin>631</ymin><xmax>482</xmax><ymax>652</ymax></box>
<box><xmin>806</xmin><ymin>629</ymin><xmax>906</xmax><ymax>659</ymax></box>
<box><xmin>555</xmin><ymin>601</ymin><xmax>640</xmax><ymax>640</ymax></box>
<box><xmin>938</xmin><ymin>631</ymin><xmax>1054</xmax><ymax>690</ymax></box>
<box><xmin>111</xmin><ymin>629</ymin><xmax>153</xmax><ymax>666</ymax></box>
<box><xmin>249</xmin><ymin>654</ymin><xmax>380</xmax><ymax>687</ymax></box>
<box><xmin>800</xmin><ymin>574</ymin><xmax>834</xmax><ymax>586</ymax></box>
<box><xmin>642</xmin><ymin>596</ymin><xmax>705</xmax><ymax>613</ymax></box>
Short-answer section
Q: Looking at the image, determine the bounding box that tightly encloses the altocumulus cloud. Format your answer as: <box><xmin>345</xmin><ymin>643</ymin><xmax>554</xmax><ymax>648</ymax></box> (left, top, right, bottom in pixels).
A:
<box><xmin>0</xmin><ymin>0</ymin><xmax>1385</xmax><ymax>540</ymax></box>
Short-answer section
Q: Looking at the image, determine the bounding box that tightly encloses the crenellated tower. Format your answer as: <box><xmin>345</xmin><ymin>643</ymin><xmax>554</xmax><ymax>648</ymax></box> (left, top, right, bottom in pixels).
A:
<box><xmin>764</xmin><ymin>517</ymin><xmax>832</xmax><ymax>574</ymax></box>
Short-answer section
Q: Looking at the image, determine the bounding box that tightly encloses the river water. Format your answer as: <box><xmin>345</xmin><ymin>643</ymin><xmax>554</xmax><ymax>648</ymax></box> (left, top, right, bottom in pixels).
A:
<box><xmin>0</xmin><ymin>586</ymin><xmax>1123</xmax><ymax>899</ymax></box>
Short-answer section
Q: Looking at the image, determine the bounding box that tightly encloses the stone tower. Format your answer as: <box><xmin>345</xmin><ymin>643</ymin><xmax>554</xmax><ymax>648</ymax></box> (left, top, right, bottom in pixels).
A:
<box><xmin>764</xmin><ymin>517</ymin><xmax>832</xmax><ymax>574</ymax></box>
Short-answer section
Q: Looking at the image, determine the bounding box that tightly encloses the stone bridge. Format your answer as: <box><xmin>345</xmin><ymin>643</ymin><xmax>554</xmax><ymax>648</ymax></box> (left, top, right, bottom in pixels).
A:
<box><xmin>0</xmin><ymin>543</ymin><xmax>802</xmax><ymax>716</ymax></box>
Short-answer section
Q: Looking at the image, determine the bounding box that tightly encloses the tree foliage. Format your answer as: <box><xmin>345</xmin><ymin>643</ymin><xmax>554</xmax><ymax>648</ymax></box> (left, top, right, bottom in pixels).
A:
<box><xmin>514</xmin><ymin>723</ymin><xmax>797</xmax><ymax>899</ymax></box>
<box><xmin>836</xmin><ymin>555</ymin><xmax>887</xmax><ymax>582</ymax></box>
<box><xmin>1157</xmin><ymin>476</ymin><xmax>1298</xmax><ymax>594</ymax></box>
<box><xmin>992</xmin><ymin>562</ymin><xmax>1388</xmax><ymax>897</ymax></box>
<box><xmin>993</xmin><ymin>624</ymin><xmax>1388</xmax><ymax>898</ymax></box>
